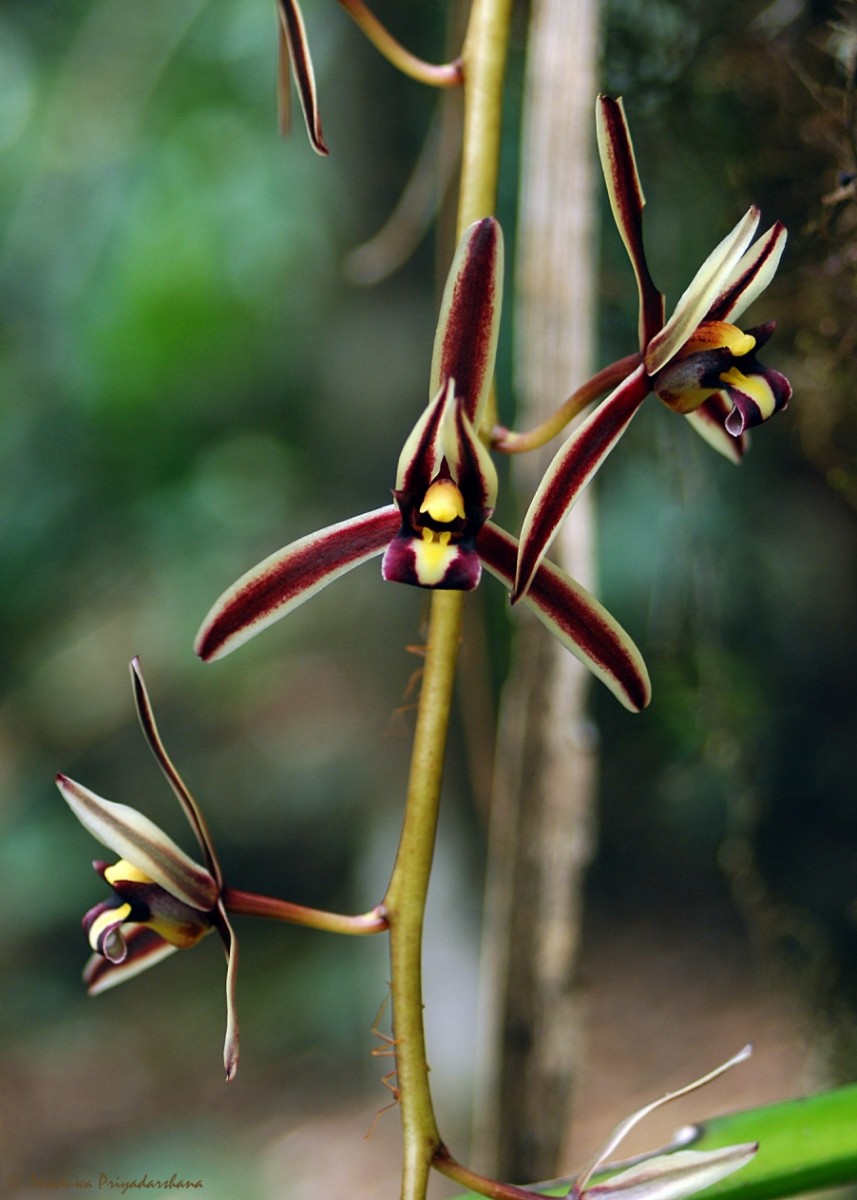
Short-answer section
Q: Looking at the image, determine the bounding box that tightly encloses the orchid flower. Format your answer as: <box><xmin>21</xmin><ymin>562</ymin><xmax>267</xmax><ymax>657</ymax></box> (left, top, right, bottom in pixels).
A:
<box><xmin>195</xmin><ymin>218</ymin><xmax>651</xmax><ymax>713</ymax></box>
<box><xmin>569</xmin><ymin>1045</ymin><xmax>757</xmax><ymax>1200</ymax></box>
<box><xmin>56</xmin><ymin>658</ymin><xmax>240</xmax><ymax>1081</ymax></box>
<box><xmin>513</xmin><ymin>95</ymin><xmax>791</xmax><ymax>600</ymax></box>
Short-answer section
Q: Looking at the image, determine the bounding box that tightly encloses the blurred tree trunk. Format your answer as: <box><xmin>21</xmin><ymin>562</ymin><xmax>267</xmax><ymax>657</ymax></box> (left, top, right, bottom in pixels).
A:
<box><xmin>474</xmin><ymin>0</ymin><xmax>600</xmax><ymax>1181</ymax></box>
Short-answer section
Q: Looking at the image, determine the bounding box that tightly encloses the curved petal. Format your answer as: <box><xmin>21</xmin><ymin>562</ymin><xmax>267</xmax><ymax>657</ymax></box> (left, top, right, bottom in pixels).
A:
<box><xmin>277</xmin><ymin>0</ymin><xmax>328</xmax><ymax>155</ymax></box>
<box><xmin>477</xmin><ymin>522</ymin><xmax>651</xmax><ymax>712</ymax></box>
<box><xmin>395</xmin><ymin>382</ymin><xmax>449</xmax><ymax>494</ymax></box>
<box><xmin>195</xmin><ymin>505</ymin><xmax>401</xmax><ymax>662</ymax></box>
<box><xmin>707</xmin><ymin>222</ymin><xmax>787</xmax><ymax>324</ymax></box>
<box><xmin>429</xmin><ymin>217</ymin><xmax>503</xmax><ymax>428</ymax></box>
<box><xmin>214</xmin><ymin>902</ymin><xmax>240</xmax><ymax>1082</ymax></box>
<box><xmin>596</xmin><ymin>95</ymin><xmax>664</xmax><ymax>348</ymax></box>
<box><xmin>56</xmin><ymin>774</ymin><xmax>218</xmax><ymax>911</ymax></box>
<box><xmin>645</xmin><ymin>208</ymin><xmax>760</xmax><ymax>375</ymax></box>
<box><xmin>83</xmin><ymin>926</ymin><xmax>178</xmax><ymax>995</ymax></box>
<box><xmin>130</xmin><ymin>657</ymin><xmax>223</xmax><ymax>887</ymax></box>
<box><xmin>514</xmin><ymin>364</ymin><xmax>650</xmax><ymax>601</ymax></box>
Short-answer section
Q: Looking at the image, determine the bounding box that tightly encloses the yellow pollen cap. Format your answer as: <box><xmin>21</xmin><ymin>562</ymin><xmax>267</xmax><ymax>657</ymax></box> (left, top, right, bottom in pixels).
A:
<box><xmin>420</xmin><ymin>479</ymin><xmax>466</xmax><ymax>524</ymax></box>
<box><xmin>104</xmin><ymin>859</ymin><xmax>155</xmax><ymax>886</ymax></box>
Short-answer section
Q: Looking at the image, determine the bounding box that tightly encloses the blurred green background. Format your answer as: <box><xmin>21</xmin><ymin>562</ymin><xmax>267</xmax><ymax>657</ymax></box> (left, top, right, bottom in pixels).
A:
<box><xmin>1</xmin><ymin>0</ymin><xmax>856</xmax><ymax>1196</ymax></box>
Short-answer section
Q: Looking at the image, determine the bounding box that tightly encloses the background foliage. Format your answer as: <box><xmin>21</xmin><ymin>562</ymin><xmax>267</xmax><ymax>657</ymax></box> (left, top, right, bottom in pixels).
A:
<box><xmin>1</xmin><ymin>0</ymin><xmax>855</xmax><ymax>1195</ymax></box>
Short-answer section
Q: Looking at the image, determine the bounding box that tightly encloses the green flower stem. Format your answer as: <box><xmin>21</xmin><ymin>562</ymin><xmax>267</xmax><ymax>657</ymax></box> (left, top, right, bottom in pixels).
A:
<box><xmin>384</xmin><ymin>590</ymin><xmax>464</xmax><ymax>1200</ymax></box>
<box><xmin>337</xmin><ymin>0</ymin><xmax>463</xmax><ymax>87</ymax></box>
<box><xmin>381</xmin><ymin>5</ymin><xmax>513</xmax><ymax>1200</ymax></box>
<box><xmin>222</xmin><ymin>887</ymin><xmax>388</xmax><ymax>934</ymax></box>
<box><xmin>492</xmin><ymin>353</ymin><xmax>643</xmax><ymax>453</ymax></box>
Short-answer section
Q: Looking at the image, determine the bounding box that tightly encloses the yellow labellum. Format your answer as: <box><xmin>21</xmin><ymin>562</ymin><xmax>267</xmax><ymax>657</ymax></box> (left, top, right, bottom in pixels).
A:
<box><xmin>719</xmin><ymin>366</ymin><xmax>778</xmax><ymax>420</ymax></box>
<box><xmin>88</xmin><ymin>902</ymin><xmax>132</xmax><ymax>952</ymax></box>
<box><xmin>414</xmin><ymin>529</ymin><xmax>456</xmax><ymax>586</ymax></box>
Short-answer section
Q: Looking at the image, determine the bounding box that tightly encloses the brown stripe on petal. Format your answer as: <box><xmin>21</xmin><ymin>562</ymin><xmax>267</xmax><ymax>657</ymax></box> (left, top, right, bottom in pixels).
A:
<box><xmin>433</xmin><ymin>218</ymin><xmax>502</xmax><ymax>426</ymax></box>
<box><xmin>708</xmin><ymin>222</ymin><xmax>786</xmax><ymax>324</ymax></box>
<box><xmin>514</xmin><ymin>365</ymin><xmax>650</xmax><ymax>601</ymax></box>
<box><xmin>477</xmin><ymin>522</ymin><xmax>650</xmax><ymax>712</ymax></box>
<box><xmin>277</xmin><ymin>0</ymin><xmax>328</xmax><ymax>155</ymax></box>
<box><xmin>597</xmin><ymin>96</ymin><xmax>663</xmax><ymax>348</ymax></box>
<box><xmin>195</xmin><ymin>506</ymin><xmax>401</xmax><ymax>662</ymax></box>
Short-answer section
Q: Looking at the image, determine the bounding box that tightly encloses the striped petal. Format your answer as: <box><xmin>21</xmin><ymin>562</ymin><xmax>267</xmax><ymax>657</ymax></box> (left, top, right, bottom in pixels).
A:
<box><xmin>584</xmin><ymin>1146</ymin><xmax>758</xmax><ymax>1200</ymax></box>
<box><xmin>56</xmin><ymin>774</ymin><xmax>219</xmax><ymax>911</ymax></box>
<box><xmin>84</xmin><ymin>925</ymin><xmax>178</xmax><ymax>995</ymax></box>
<box><xmin>195</xmin><ymin>505</ymin><xmax>401</xmax><ymax>662</ymax></box>
<box><xmin>277</xmin><ymin>0</ymin><xmax>328</xmax><ymax>155</ymax></box>
<box><xmin>429</xmin><ymin>217</ymin><xmax>503</xmax><ymax>428</ymax></box>
<box><xmin>477</xmin><ymin>522</ymin><xmax>650</xmax><ymax>712</ymax></box>
<box><xmin>130</xmin><ymin>657</ymin><xmax>223</xmax><ymax>888</ymax></box>
<box><xmin>645</xmin><ymin>208</ymin><xmax>760</xmax><ymax>375</ymax></box>
<box><xmin>707</xmin><ymin>221</ymin><xmax>787</xmax><ymax>324</ymax></box>
<box><xmin>596</xmin><ymin>95</ymin><xmax>664</xmax><ymax>349</ymax></box>
<box><xmin>514</xmin><ymin>364</ymin><xmax>650</xmax><ymax>602</ymax></box>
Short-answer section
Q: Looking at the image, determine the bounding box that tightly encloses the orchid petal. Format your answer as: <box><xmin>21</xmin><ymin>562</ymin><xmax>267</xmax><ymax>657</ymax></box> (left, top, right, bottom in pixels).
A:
<box><xmin>707</xmin><ymin>222</ymin><xmax>787</xmax><ymax>324</ymax></box>
<box><xmin>444</xmin><ymin>385</ymin><xmax>498</xmax><ymax>509</ymax></box>
<box><xmin>514</xmin><ymin>364</ymin><xmax>650</xmax><ymax>601</ymax></box>
<box><xmin>684</xmin><ymin>395</ymin><xmax>748</xmax><ymax>463</ymax></box>
<box><xmin>56</xmin><ymin>774</ymin><xmax>218</xmax><ymax>911</ymax></box>
<box><xmin>395</xmin><ymin>383</ymin><xmax>450</xmax><ymax>494</ymax></box>
<box><xmin>84</xmin><ymin>925</ymin><xmax>178</xmax><ymax>995</ymax></box>
<box><xmin>129</xmin><ymin>658</ymin><xmax>223</xmax><ymax>888</ymax></box>
<box><xmin>573</xmin><ymin>1046</ymin><xmax>753</xmax><ymax>1198</ymax></box>
<box><xmin>277</xmin><ymin>0</ymin><xmax>328</xmax><ymax>155</ymax></box>
<box><xmin>195</xmin><ymin>505</ymin><xmax>401</xmax><ymax>662</ymax></box>
<box><xmin>477</xmin><ymin>523</ymin><xmax>650</xmax><ymax>712</ymax></box>
<box><xmin>645</xmin><ymin>208</ymin><xmax>760</xmax><ymax>375</ymax></box>
<box><xmin>215</xmin><ymin>903</ymin><xmax>240</xmax><ymax>1082</ymax></box>
<box><xmin>584</xmin><ymin>1146</ymin><xmax>758</xmax><ymax>1200</ymax></box>
<box><xmin>596</xmin><ymin>95</ymin><xmax>664</xmax><ymax>349</ymax></box>
<box><xmin>429</xmin><ymin>217</ymin><xmax>503</xmax><ymax>428</ymax></box>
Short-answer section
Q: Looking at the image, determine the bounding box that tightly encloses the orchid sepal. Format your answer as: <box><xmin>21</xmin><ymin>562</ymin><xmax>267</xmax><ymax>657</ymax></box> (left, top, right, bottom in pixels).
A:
<box><xmin>195</xmin><ymin>506</ymin><xmax>401</xmax><ymax>663</ymax></box>
<box><xmin>582</xmin><ymin>1145</ymin><xmax>759</xmax><ymax>1200</ymax></box>
<box><xmin>477</xmin><ymin>522</ymin><xmax>651</xmax><ymax>712</ymax></box>
<box><xmin>56</xmin><ymin>774</ymin><xmax>219</xmax><ymax>912</ymax></box>
<box><xmin>513</xmin><ymin>363</ymin><xmax>650</xmax><ymax>602</ymax></box>
<box><xmin>596</xmin><ymin>95</ymin><xmax>664</xmax><ymax>348</ymax></box>
<box><xmin>644</xmin><ymin>207</ymin><xmax>761</xmax><ymax>376</ymax></box>
<box><xmin>277</xmin><ymin>0</ymin><xmax>328</xmax><ymax>155</ymax></box>
<box><xmin>429</xmin><ymin>217</ymin><xmax>504</xmax><ymax>429</ymax></box>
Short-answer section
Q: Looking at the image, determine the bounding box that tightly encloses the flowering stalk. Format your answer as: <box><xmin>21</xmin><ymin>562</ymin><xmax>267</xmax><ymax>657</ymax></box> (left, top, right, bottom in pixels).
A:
<box><xmin>380</xmin><ymin>4</ymin><xmax>512</xmax><ymax>1199</ymax></box>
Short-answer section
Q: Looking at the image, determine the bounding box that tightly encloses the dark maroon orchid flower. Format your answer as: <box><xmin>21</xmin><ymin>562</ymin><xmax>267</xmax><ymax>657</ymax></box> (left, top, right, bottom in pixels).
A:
<box><xmin>195</xmin><ymin>218</ymin><xmax>651</xmax><ymax>712</ymax></box>
<box><xmin>513</xmin><ymin>96</ymin><xmax>791</xmax><ymax>601</ymax></box>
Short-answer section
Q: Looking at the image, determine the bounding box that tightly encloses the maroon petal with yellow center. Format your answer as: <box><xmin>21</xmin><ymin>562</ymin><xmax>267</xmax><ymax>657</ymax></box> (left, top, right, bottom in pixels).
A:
<box><xmin>195</xmin><ymin>506</ymin><xmax>401</xmax><ymax>662</ymax></box>
<box><xmin>277</xmin><ymin>0</ymin><xmax>328</xmax><ymax>155</ymax></box>
<box><xmin>477</xmin><ymin>522</ymin><xmax>650</xmax><ymax>712</ymax></box>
